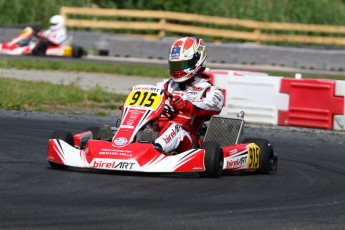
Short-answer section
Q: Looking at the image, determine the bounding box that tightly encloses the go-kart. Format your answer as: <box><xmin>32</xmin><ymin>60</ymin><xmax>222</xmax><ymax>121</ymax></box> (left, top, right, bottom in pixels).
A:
<box><xmin>0</xmin><ymin>26</ymin><xmax>86</xmax><ymax>58</ymax></box>
<box><xmin>47</xmin><ymin>84</ymin><xmax>278</xmax><ymax>178</ymax></box>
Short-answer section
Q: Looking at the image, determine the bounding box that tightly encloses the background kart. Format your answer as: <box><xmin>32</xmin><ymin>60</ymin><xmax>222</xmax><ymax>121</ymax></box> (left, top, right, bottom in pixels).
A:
<box><xmin>0</xmin><ymin>26</ymin><xmax>86</xmax><ymax>58</ymax></box>
<box><xmin>47</xmin><ymin>85</ymin><xmax>278</xmax><ymax>178</ymax></box>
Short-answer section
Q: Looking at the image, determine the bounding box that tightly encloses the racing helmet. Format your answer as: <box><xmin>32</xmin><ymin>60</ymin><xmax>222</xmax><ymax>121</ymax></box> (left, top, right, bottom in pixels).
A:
<box><xmin>49</xmin><ymin>15</ymin><xmax>65</xmax><ymax>31</ymax></box>
<box><xmin>168</xmin><ymin>37</ymin><xmax>207</xmax><ymax>83</ymax></box>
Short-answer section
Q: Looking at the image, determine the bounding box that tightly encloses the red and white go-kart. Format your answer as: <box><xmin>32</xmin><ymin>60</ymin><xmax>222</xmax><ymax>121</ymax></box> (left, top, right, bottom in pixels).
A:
<box><xmin>0</xmin><ymin>26</ymin><xmax>86</xmax><ymax>58</ymax></box>
<box><xmin>47</xmin><ymin>84</ymin><xmax>277</xmax><ymax>178</ymax></box>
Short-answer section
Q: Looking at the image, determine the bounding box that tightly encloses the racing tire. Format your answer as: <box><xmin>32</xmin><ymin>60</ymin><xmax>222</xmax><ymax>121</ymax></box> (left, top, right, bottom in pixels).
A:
<box><xmin>72</xmin><ymin>46</ymin><xmax>87</xmax><ymax>58</ymax></box>
<box><xmin>243</xmin><ymin>138</ymin><xmax>277</xmax><ymax>174</ymax></box>
<box><xmin>199</xmin><ymin>141</ymin><xmax>224</xmax><ymax>178</ymax></box>
<box><xmin>48</xmin><ymin>130</ymin><xmax>74</xmax><ymax>169</ymax></box>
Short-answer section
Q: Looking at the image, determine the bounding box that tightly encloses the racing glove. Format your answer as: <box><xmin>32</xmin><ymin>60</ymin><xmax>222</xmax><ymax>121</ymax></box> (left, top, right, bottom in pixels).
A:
<box><xmin>36</xmin><ymin>31</ymin><xmax>46</xmax><ymax>38</ymax></box>
<box><xmin>171</xmin><ymin>96</ymin><xmax>193</xmax><ymax>115</ymax></box>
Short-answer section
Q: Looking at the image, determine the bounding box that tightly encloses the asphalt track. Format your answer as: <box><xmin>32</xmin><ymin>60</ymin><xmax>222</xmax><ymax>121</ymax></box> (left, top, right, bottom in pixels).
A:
<box><xmin>0</xmin><ymin>110</ymin><xmax>345</xmax><ymax>230</ymax></box>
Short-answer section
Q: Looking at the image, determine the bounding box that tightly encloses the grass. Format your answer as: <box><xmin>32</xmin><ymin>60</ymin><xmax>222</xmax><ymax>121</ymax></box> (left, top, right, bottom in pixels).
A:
<box><xmin>0</xmin><ymin>78</ymin><xmax>127</xmax><ymax>116</ymax></box>
<box><xmin>0</xmin><ymin>58</ymin><xmax>169</xmax><ymax>115</ymax></box>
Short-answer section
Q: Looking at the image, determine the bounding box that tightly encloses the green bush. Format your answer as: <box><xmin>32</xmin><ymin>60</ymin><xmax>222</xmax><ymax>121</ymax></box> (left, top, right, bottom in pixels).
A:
<box><xmin>1</xmin><ymin>0</ymin><xmax>345</xmax><ymax>27</ymax></box>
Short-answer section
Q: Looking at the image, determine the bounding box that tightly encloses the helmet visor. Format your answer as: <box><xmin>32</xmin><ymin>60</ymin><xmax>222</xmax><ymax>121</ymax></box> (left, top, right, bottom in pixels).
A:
<box><xmin>169</xmin><ymin>53</ymin><xmax>200</xmax><ymax>71</ymax></box>
<box><xmin>169</xmin><ymin>60</ymin><xmax>191</xmax><ymax>71</ymax></box>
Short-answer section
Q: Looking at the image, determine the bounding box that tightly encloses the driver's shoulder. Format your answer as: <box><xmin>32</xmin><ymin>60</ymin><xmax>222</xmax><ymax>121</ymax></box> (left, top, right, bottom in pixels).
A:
<box><xmin>193</xmin><ymin>76</ymin><xmax>212</xmax><ymax>88</ymax></box>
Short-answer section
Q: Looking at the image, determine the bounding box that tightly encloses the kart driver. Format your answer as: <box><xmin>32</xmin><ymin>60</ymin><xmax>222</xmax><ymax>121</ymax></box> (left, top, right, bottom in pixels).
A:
<box><xmin>32</xmin><ymin>15</ymin><xmax>67</xmax><ymax>56</ymax></box>
<box><xmin>154</xmin><ymin>37</ymin><xmax>224</xmax><ymax>154</ymax></box>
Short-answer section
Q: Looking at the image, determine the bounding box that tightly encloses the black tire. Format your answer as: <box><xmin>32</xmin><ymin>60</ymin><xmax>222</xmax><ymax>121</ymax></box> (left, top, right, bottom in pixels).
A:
<box><xmin>243</xmin><ymin>138</ymin><xmax>277</xmax><ymax>174</ymax></box>
<box><xmin>50</xmin><ymin>130</ymin><xmax>74</xmax><ymax>145</ymax></box>
<box><xmin>72</xmin><ymin>46</ymin><xmax>87</xmax><ymax>58</ymax></box>
<box><xmin>48</xmin><ymin>130</ymin><xmax>74</xmax><ymax>169</ymax></box>
<box><xmin>85</xmin><ymin>127</ymin><xmax>100</xmax><ymax>140</ymax></box>
<box><xmin>199</xmin><ymin>141</ymin><xmax>223</xmax><ymax>178</ymax></box>
<box><xmin>48</xmin><ymin>161</ymin><xmax>67</xmax><ymax>169</ymax></box>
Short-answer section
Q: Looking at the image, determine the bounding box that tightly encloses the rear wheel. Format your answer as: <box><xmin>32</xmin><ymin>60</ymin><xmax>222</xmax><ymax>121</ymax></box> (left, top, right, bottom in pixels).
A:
<box><xmin>48</xmin><ymin>130</ymin><xmax>74</xmax><ymax>169</ymax></box>
<box><xmin>243</xmin><ymin>138</ymin><xmax>277</xmax><ymax>174</ymax></box>
<box><xmin>199</xmin><ymin>141</ymin><xmax>223</xmax><ymax>178</ymax></box>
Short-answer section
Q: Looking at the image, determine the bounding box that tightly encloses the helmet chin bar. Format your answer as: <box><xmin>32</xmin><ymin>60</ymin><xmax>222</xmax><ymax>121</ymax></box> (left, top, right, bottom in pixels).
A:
<box><xmin>171</xmin><ymin>64</ymin><xmax>206</xmax><ymax>83</ymax></box>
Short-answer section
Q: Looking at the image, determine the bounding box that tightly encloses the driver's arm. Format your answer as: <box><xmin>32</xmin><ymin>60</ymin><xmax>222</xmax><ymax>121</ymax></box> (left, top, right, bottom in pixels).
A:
<box><xmin>172</xmin><ymin>86</ymin><xmax>224</xmax><ymax>117</ymax></box>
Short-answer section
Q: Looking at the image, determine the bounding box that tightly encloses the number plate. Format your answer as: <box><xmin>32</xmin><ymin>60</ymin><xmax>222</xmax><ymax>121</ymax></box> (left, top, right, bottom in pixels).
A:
<box><xmin>21</xmin><ymin>28</ymin><xmax>32</xmax><ymax>36</ymax></box>
<box><xmin>247</xmin><ymin>143</ymin><xmax>260</xmax><ymax>169</ymax></box>
<box><xmin>124</xmin><ymin>86</ymin><xmax>163</xmax><ymax>109</ymax></box>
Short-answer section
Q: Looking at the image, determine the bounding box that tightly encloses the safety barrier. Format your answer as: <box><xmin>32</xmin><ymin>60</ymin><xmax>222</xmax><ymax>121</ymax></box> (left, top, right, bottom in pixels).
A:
<box><xmin>205</xmin><ymin>70</ymin><xmax>289</xmax><ymax>125</ymax></box>
<box><xmin>205</xmin><ymin>70</ymin><xmax>345</xmax><ymax>131</ymax></box>
<box><xmin>279</xmin><ymin>79</ymin><xmax>344</xmax><ymax>130</ymax></box>
<box><xmin>334</xmin><ymin>81</ymin><xmax>345</xmax><ymax>130</ymax></box>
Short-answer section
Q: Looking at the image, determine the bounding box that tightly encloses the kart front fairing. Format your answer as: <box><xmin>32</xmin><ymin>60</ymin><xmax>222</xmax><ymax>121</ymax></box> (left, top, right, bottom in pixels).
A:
<box><xmin>48</xmin><ymin>139</ymin><xmax>205</xmax><ymax>172</ymax></box>
<box><xmin>0</xmin><ymin>27</ymin><xmax>36</xmax><ymax>55</ymax></box>
<box><xmin>47</xmin><ymin>85</ymin><xmax>206</xmax><ymax>173</ymax></box>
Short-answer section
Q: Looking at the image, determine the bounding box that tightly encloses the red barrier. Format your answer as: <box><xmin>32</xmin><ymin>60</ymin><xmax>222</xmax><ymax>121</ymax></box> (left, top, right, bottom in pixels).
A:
<box><xmin>278</xmin><ymin>79</ymin><xmax>344</xmax><ymax>129</ymax></box>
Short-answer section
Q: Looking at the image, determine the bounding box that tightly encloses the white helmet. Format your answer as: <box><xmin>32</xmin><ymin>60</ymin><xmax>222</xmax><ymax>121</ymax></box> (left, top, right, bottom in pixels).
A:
<box><xmin>168</xmin><ymin>37</ymin><xmax>207</xmax><ymax>83</ymax></box>
<box><xmin>49</xmin><ymin>15</ymin><xmax>65</xmax><ymax>31</ymax></box>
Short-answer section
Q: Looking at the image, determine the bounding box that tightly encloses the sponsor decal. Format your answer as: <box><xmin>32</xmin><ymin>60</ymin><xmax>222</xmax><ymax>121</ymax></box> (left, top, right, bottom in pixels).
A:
<box><xmin>191</xmin><ymin>86</ymin><xmax>203</xmax><ymax>91</ymax></box>
<box><xmin>121</xmin><ymin>125</ymin><xmax>134</xmax><ymax>129</ymax></box>
<box><xmin>226</xmin><ymin>156</ymin><xmax>247</xmax><ymax>169</ymax></box>
<box><xmin>93</xmin><ymin>160</ymin><xmax>116</xmax><ymax>168</ymax></box>
<box><xmin>163</xmin><ymin>124</ymin><xmax>180</xmax><ymax>144</ymax></box>
<box><xmin>115</xmin><ymin>162</ymin><xmax>135</xmax><ymax>170</ymax></box>
<box><xmin>99</xmin><ymin>148</ymin><xmax>133</xmax><ymax>157</ymax></box>
<box><xmin>193</xmin><ymin>167</ymin><xmax>203</xmax><ymax>170</ymax></box>
<box><xmin>92</xmin><ymin>160</ymin><xmax>136</xmax><ymax>170</ymax></box>
<box><xmin>133</xmin><ymin>86</ymin><xmax>160</xmax><ymax>92</ymax></box>
<box><xmin>172</xmin><ymin>91</ymin><xmax>185</xmax><ymax>97</ymax></box>
<box><xmin>187</xmin><ymin>91</ymin><xmax>198</xmax><ymax>96</ymax></box>
<box><xmin>172</xmin><ymin>88</ymin><xmax>203</xmax><ymax>101</ymax></box>
<box><xmin>229</xmin><ymin>149</ymin><xmax>238</xmax><ymax>155</ymax></box>
<box><xmin>114</xmin><ymin>137</ymin><xmax>128</xmax><ymax>146</ymax></box>
<box><xmin>124</xmin><ymin>109</ymin><xmax>145</xmax><ymax>126</ymax></box>
<box><xmin>171</xmin><ymin>46</ymin><xmax>181</xmax><ymax>58</ymax></box>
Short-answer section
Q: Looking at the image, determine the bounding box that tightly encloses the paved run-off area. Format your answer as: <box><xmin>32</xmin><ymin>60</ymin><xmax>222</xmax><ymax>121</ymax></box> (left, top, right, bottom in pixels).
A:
<box><xmin>0</xmin><ymin>68</ymin><xmax>165</xmax><ymax>95</ymax></box>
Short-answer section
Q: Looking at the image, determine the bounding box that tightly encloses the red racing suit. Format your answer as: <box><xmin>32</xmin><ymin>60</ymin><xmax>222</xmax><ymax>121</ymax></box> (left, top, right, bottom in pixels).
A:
<box><xmin>154</xmin><ymin>75</ymin><xmax>224</xmax><ymax>153</ymax></box>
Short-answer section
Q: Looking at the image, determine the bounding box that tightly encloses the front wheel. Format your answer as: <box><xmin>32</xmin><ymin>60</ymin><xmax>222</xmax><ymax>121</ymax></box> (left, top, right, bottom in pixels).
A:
<box><xmin>199</xmin><ymin>141</ymin><xmax>223</xmax><ymax>178</ymax></box>
<box><xmin>243</xmin><ymin>138</ymin><xmax>277</xmax><ymax>174</ymax></box>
